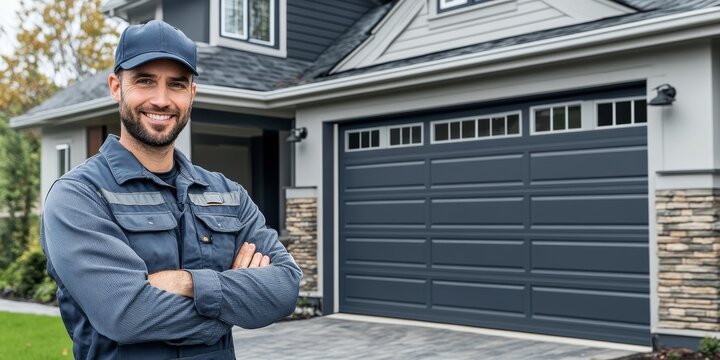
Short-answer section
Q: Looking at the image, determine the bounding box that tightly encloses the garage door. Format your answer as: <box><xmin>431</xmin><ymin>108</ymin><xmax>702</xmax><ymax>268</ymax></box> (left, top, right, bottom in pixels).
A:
<box><xmin>338</xmin><ymin>94</ymin><xmax>650</xmax><ymax>345</ymax></box>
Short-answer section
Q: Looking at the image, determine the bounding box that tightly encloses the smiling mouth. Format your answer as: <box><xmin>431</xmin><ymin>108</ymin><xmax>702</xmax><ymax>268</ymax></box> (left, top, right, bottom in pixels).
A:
<box><xmin>142</xmin><ymin>112</ymin><xmax>174</xmax><ymax>121</ymax></box>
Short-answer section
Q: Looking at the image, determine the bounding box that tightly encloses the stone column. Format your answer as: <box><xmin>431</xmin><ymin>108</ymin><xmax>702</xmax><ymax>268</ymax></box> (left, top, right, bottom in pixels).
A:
<box><xmin>656</xmin><ymin>189</ymin><xmax>720</xmax><ymax>331</ymax></box>
<box><xmin>285</xmin><ymin>187</ymin><xmax>318</xmax><ymax>293</ymax></box>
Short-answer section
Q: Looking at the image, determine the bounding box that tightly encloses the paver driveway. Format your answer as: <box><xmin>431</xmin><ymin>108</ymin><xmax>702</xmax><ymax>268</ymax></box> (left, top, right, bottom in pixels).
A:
<box><xmin>232</xmin><ymin>314</ymin><xmax>644</xmax><ymax>360</ymax></box>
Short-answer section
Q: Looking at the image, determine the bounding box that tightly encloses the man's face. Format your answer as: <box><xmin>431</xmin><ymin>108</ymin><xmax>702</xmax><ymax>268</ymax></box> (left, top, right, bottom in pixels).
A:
<box><xmin>109</xmin><ymin>59</ymin><xmax>196</xmax><ymax>148</ymax></box>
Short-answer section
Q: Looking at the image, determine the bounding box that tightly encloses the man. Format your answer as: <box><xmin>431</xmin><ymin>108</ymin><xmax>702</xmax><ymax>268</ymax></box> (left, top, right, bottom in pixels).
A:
<box><xmin>41</xmin><ymin>20</ymin><xmax>302</xmax><ymax>359</ymax></box>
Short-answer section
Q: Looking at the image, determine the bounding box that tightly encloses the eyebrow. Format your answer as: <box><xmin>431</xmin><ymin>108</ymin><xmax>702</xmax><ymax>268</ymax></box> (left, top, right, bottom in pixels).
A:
<box><xmin>130</xmin><ymin>73</ymin><xmax>191</xmax><ymax>83</ymax></box>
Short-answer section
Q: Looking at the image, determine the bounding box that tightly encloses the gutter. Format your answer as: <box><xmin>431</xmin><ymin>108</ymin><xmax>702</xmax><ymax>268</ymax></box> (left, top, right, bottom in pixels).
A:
<box><xmin>11</xmin><ymin>5</ymin><xmax>720</xmax><ymax>128</ymax></box>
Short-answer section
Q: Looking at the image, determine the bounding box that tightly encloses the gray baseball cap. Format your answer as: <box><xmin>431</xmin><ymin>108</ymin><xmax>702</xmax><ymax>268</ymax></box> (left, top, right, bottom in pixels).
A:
<box><xmin>114</xmin><ymin>20</ymin><xmax>198</xmax><ymax>76</ymax></box>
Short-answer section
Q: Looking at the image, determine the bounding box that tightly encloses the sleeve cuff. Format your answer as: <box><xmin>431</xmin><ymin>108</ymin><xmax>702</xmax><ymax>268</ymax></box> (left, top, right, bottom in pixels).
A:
<box><xmin>186</xmin><ymin>269</ymin><xmax>222</xmax><ymax>319</ymax></box>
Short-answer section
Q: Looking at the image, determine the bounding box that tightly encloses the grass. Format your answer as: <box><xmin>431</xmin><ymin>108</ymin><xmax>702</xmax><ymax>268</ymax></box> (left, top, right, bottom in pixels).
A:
<box><xmin>0</xmin><ymin>311</ymin><xmax>73</xmax><ymax>359</ymax></box>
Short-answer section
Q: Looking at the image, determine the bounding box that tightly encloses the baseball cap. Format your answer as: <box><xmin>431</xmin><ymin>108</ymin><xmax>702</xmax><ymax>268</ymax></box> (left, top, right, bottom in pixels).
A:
<box><xmin>114</xmin><ymin>20</ymin><xmax>198</xmax><ymax>76</ymax></box>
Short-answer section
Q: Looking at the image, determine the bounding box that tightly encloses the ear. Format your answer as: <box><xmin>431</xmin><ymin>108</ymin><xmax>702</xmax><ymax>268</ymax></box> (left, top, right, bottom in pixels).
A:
<box><xmin>190</xmin><ymin>81</ymin><xmax>197</xmax><ymax>104</ymax></box>
<box><xmin>109</xmin><ymin>73</ymin><xmax>122</xmax><ymax>102</ymax></box>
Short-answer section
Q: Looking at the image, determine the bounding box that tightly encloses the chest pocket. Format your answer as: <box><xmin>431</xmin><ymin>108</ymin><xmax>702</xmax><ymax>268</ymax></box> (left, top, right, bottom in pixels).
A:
<box><xmin>114</xmin><ymin>211</ymin><xmax>179</xmax><ymax>273</ymax></box>
<box><xmin>193</xmin><ymin>212</ymin><xmax>243</xmax><ymax>271</ymax></box>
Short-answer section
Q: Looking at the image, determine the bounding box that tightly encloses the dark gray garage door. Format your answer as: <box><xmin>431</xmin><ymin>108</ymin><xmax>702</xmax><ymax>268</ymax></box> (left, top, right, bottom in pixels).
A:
<box><xmin>338</xmin><ymin>101</ymin><xmax>650</xmax><ymax>345</ymax></box>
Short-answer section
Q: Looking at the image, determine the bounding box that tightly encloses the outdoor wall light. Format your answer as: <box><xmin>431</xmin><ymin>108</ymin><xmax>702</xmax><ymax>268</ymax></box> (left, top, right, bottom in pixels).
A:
<box><xmin>286</xmin><ymin>127</ymin><xmax>308</xmax><ymax>143</ymax></box>
<box><xmin>649</xmin><ymin>84</ymin><xmax>676</xmax><ymax>106</ymax></box>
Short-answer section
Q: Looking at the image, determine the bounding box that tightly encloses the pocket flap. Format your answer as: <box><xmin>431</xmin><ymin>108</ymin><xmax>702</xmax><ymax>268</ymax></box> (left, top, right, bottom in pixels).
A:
<box><xmin>195</xmin><ymin>213</ymin><xmax>242</xmax><ymax>232</ymax></box>
<box><xmin>114</xmin><ymin>211</ymin><xmax>177</xmax><ymax>232</ymax></box>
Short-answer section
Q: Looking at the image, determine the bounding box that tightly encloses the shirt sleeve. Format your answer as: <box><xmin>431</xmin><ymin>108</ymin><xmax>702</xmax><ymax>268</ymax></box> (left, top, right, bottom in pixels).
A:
<box><xmin>42</xmin><ymin>179</ymin><xmax>231</xmax><ymax>345</ymax></box>
<box><xmin>187</xmin><ymin>185</ymin><xmax>302</xmax><ymax>328</ymax></box>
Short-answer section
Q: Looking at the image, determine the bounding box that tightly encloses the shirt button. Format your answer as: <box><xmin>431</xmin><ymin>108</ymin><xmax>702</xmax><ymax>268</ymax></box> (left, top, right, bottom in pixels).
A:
<box><xmin>201</xmin><ymin>235</ymin><xmax>212</xmax><ymax>243</ymax></box>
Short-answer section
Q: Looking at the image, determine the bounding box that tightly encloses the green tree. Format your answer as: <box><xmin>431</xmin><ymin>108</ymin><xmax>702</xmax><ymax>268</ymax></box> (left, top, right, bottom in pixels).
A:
<box><xmin>0</xmin><ymin>0</ymin><xmax>120</xmax><ymax>269</ymax></box>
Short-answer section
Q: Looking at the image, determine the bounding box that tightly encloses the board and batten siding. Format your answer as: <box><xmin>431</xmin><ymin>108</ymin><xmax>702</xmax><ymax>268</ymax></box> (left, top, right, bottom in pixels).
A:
<box><xmin>334</xmin><ymin>0</ymin><xmax>634</xmax><ymax>71</ymax></box>
<box><xmin>287</xmin><ymin>0</ymin><xmax>375</xmax><ymax>61</ymax></box>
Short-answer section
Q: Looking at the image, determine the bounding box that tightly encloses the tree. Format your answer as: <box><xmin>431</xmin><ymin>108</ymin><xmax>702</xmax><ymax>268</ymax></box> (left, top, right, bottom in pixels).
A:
<box><xmin>0</xmin><ymin>0</ymin><xmax>120</xmax><ymax>268</ymax></box>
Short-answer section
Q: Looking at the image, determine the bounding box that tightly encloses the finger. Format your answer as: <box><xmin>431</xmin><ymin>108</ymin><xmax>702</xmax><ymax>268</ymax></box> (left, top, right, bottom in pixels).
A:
<box><xmin>239</xmin><ymin>243</ymin><xmax>255</xmax><ymax>268</ymax></box>
<box><xmin>249</xmin><ymin>252</ymin><xmax>263</xmax><ymax>268</ymax></box>
<box><xmin>232</xmin><ymin>242</ymin><xmax>249</xmax><ymax>269</ymax></box>
<box><xmin>260</xmin><ymin>255</ymin><xmax>270</xmax><ymax>267</ymax></box>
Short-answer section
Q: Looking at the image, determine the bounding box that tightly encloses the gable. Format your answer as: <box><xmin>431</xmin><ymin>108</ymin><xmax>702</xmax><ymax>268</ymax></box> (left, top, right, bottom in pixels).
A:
<box><xmin>333</xmin><ymin>0</ymin><xmax>636</xmax><ymax>73</ymax></box>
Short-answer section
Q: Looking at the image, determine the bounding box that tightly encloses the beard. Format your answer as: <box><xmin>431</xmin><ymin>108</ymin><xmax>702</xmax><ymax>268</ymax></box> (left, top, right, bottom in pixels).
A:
<box><xmin>119</xmin><ymin>94</ymin><xmax>190</xmax><ymax>148</ymax></box>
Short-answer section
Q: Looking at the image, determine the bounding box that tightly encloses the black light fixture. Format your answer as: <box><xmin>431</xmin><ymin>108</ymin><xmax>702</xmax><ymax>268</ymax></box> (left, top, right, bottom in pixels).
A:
<box><xmin>286</xmin><ymin>127</ymin><xmax>308</xmax><ymax>143</ymax></box>
<box><xmin>649</xmin><ymin>84</ymin><xmax>676</xmax><ymax>106</ymax></box>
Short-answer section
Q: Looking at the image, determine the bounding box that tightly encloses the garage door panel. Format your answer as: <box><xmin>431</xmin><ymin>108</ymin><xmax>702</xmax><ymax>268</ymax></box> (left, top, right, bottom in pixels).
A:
<box><xmin>531</xmin><ymin>241</ymin><xmax>649</xmax><ymax>274</ymax></box>
<box><xmin>345</xmin><ymin>275</ymin><xmax>427</xmax><ymax>306</ymax></box>
<box><xmin>530</xmin><ymin>146</ymin><xmax>647</xmax><ymax>181</ymax></box>
<box><xmin>431</xmin><ymin>154</ymin><xmax>524</xmax><ymax>186</ymax></box>
<box><xmin>345</xmin><ymin>237</ymin><xmax>427</xmax><ymax>265</ymax></box>
<box><xmin>346</xmin><ymin>161</ymin><xmax>426</xmax><ymax>190</ymax></box>
<box><xmin>432</xmin><ymin>280</ymin><xmax>525</xmax><ymax>315</ymax></box>
<box><xmin>530</xmin><ymin>195</ymin><xmax>648</xmax><ymax>226</ymax></box>
<box><xmin>532</xmin><ymin>287</ymin><xmax>650</xmax><ymax>325</ymax></box>
<box><xmin>345</xmin><ymin>199</ymin><xmax>426</xmax><ymax>225</ymax></box>
<box><xmin>431</xmin><ymin>197</ymin><xmax>525</xmax><ymax>226</ymax></box>
<box><xmin>431</xmin><ymin>239</ymin><xmax>525</xmax><ymax>269</ymax></box>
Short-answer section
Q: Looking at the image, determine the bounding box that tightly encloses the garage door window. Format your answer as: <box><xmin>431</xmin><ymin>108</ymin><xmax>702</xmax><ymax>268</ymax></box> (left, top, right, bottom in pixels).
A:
<box><xmin>532</xmin><ymin>103</ymin><xmax>582</xmax><ymax>134</ymax></box>
<box><xmin>389</xmin><ymin>124</ymin><xmax>423</xmax><ymax>147</ymax></box>
<box><xmin>596</xmin><ymin>97</ymin><xmax>647</xmax><ymax>128</ymax></box>
<box><xmin>347</xmin><ymin>128</ymin><xmax>381</xmax><ymax>151</ymax></box>
<box><xmin>432</xmin><ymin>111</ymin><xmax>521</xmax><ymax>143</ymax></box>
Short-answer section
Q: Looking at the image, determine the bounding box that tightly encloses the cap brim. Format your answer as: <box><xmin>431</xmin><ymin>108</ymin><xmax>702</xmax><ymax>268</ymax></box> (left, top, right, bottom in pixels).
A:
<box><xmin>117</xmin><ymin>51</ymin><xmax>198</xmax><ymax>76</ymax></box>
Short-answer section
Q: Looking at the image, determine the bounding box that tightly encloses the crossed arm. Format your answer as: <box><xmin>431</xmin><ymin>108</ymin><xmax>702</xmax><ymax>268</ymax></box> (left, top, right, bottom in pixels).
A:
<box><xmin>148</xmin><ymin>242</ymin><xmax>271</xmax><ymax>297</ymax></box>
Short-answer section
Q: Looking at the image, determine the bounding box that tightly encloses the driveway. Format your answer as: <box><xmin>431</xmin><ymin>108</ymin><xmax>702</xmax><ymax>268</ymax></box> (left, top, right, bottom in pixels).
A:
<box><xmin>232</xmin><ymin>314</ymin><xmax>645</xmax><ymax>360</ymax></box>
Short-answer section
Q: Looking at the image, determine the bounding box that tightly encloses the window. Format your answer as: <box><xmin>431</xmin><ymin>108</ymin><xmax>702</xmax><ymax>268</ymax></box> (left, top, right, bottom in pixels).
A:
<box><xmin>596</xmin><ymin>98</ymin><xmax>647</xmax><ymax>128</ymax></box>
<box><xmin>432</xmin><ymin>112</ymin><xmax>521</xmax><ymax>143</ymax></box>
<box><xmin>56</xmin><ymin>144</ymin><xmax>70</xmax><ymax>177</ymax></box>
<box><xmin>221</xmin><ymin>0</ymin><xmax>274</xmax><ymax>45</ymax></box>
<box><xmin>532</xmin><ymin>103</ymin><xmax>581</xmax><ymax>134</ymax></box>
<box><xmin>389</xmin><ymin>124</ymin><xmax>423</xmax><ymax>147</ymax></box>
<box><xmin>346</xmin><ymin>128</ymin><xmax>381</xmax><ymax>151</ymax></box>
<box><xmin>439</xmin><ymin>0</ymin><xmax>492</xmax><ymax>11</ymax></box>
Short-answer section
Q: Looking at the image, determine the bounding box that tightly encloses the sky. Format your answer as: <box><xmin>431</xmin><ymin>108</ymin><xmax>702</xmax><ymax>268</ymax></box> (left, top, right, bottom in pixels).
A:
<box><xmin>0</xmin><ymin>0</ymin><xmax>22</xmax><ymax>56</ymax></box>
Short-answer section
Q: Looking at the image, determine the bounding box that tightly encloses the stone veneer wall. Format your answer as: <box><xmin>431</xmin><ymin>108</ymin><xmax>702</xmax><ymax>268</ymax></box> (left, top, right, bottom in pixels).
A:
<box><xmin>657</xmin><ymin>189</ymin><xmax>720</xmax><ymax>331</ymax></box>
<box><xmin>286</xmin><ymin>197</ymin><xmax>318</xmax><ymax>293</ymax></box>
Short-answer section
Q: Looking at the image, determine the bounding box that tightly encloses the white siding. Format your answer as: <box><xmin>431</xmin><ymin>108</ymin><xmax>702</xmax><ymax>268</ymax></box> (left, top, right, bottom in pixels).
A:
<box><xmin>334</xmin><ymin>0</ymin><xmax>635</xmax><ymax>72</ymax></box>
<box><xmin>40</xmin><ymin>126</ymin><xmax>87</xmax><ymax>209</ymax></box>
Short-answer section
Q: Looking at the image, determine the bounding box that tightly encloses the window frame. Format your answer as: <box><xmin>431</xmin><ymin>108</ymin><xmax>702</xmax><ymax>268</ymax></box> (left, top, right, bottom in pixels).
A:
<box><xmin>387</xmin><ymin>122</ymin><xmax>424</xmax><ymax>149</ymax></box>
<box><xmin>220</xmin><ymin>0</ymin><xmax>275</xmax><ymax>46</ymax></box>
<box><xmin>438</xmin><ymin>0</ymin><xmax>494</xmax><ymax>12</ymax></box>
<box><xmin>593</xmin><ymin>96</ymin><xmax>648</xmax><ymax>129</ymax></box>
<box><xmin>430</xmin><ymin>111</ymin><xmax>523</xmax><ymax>144</ymax></box>
<box><xmin>529</xmin><ymin>102</ymin><xmax>584</xmax><ymax>136</ymax></box>
<box><xmin>210</xmin><ymin>0</ymin><xmax>285</xmax><ymax>57</ymax></box>
<box><xmin>345</xmin><ymin>126</ymin><xmax>385</xmax><ymax>153</ymax></box>
<box><xmin>56</xmin><ymin>143</ymin><xmax>71</xmax><ymax>177</ymax></box>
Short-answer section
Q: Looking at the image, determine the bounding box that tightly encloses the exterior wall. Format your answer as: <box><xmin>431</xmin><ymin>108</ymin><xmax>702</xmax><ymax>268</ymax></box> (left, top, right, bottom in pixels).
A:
<box><xmin>295</xmin><ymin>39</ymin><xmax>720</xmax><ymax>341</ymax></box>
<box><xmin>287</xmin><ymin>0</ymin><xmax>375</xmax><ymax>61</ymax></box>
<box><xmin>163</xmin><ymin>0</ymin><xmax>210</xmax><ymax>43</ymax></box>
<box><xmin>656</xmin><ymin>189</ymin><xmax>720</xmax><ymax>332</ymax></box>
<box><xmin>285</xmin><ymin>187</ymin><xmax>318</xmax><ymax>294</ymax></box>
<box><xmin>40</xmin><ymin>126</ymin><xmax>87</xmax><ymax>209</ymax></box>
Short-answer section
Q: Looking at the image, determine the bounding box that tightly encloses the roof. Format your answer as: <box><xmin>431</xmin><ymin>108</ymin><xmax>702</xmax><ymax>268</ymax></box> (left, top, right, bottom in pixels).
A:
<box><xmin>16</xmin><ymin>0</ymin><xmax>720</xmax><ymax>122</ymax></box>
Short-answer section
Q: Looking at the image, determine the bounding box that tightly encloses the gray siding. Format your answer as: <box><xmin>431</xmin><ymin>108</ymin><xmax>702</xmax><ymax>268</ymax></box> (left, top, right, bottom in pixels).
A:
<box><xmin>163</xmin><ymin>0</ymin><xmax>210</xmax><ymax>43</ymax></box>
<box><xmin>287</xmin><ymin>0</ymin><xmax>375</xmax><ymax>61</ymax></box>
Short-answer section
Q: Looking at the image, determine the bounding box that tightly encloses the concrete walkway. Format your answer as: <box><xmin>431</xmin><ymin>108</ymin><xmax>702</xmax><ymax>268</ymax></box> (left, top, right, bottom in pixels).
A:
<box><xmin>0</xmin><ymin>298</ymin><xmax>645</xmax><ymax>359</ymax></box>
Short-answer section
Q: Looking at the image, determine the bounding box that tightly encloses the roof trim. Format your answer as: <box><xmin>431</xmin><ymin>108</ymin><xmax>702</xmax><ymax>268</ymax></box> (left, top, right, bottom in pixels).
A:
<box><xmin>12</xmin><ymin>5</ymin><xmax>720</xmax><ymax>128</ymax></box>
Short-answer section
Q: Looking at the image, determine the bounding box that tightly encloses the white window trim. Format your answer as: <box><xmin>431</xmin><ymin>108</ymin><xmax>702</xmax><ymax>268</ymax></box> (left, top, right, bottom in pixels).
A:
<box><xmin>431</xmin><ymin>0</ymin><xmax>515</xmax><ymax>21</ymax></box>
<box><xmin>345</xmin><ymin>126</ymin><xmax>385</xmax><ymax>153</ymax></box>
<box><xmin>440</xmin><ymin>0</ymin><xmax>468</xmax><ymax>10</ymax></box>
<box><xmin>220</xmin><ymin>0</ymin><xmax>249</xmax><ymax>41</ymax></box>
<box><xmin>529</xmin><ymin>102</ymin><xmax>584</xmax><ymax>136</ymax></box>
<box><xmin>388</xmin><ymin>122</ymin><xmax>424</xmax><ymax>148</ymax></box>
<box><xmin>210</xmin><ymin>0</ymin><xmax>286</xmax><ymax>58</ymax></box>
<box><xmin>56</xmin><ymin>143</ymin><xmax>71</xmax><ymax>177</ymax></box>
<box><xmin>593</xmin><ymin>96</ymin><xmax>648</xmax><ymax>130</ymax></box>
<box><xmin>430</xmin><ymin>111</ymin><xmax>523</xmax><ymax>144</ymax></box>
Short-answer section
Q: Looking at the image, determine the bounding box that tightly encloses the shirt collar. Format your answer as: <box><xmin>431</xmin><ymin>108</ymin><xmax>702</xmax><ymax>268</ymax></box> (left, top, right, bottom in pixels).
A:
<box><xmin>100</xmin><ymin>135</ymin><xmax>208</xmax><ymax>187</ymax></box>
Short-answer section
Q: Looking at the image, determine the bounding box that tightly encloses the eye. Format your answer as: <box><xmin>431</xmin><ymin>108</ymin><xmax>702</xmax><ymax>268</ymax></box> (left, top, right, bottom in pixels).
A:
<box><xmin>170</xmin><ymin>81</ymin><xmax>187</xmax><ymax>89</ymax></box>
<box><xmin>137</xmin><ymin>78</ymin><xmax>154</xmax><ymax>85</ymax></box>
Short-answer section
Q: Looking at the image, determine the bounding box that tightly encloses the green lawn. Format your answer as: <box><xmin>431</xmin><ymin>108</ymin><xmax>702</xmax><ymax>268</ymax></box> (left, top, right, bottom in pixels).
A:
<box><xmin>0</xmin><ymin>311</ymin><xmax>72</xmax><ymax>359</ymax></box>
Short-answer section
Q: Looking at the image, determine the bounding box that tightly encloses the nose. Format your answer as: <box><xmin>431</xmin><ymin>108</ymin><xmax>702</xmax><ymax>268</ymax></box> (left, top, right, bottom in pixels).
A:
<box><xmin>147</xmin><ymin>84</ymin><xmax>171</xmax><ymax>109</ymax></box>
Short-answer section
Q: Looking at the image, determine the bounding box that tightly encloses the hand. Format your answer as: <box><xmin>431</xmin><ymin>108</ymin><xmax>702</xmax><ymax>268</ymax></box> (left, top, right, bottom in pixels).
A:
<box><xmin>148</xmin><ymin>270</ymin><xmax>194</xmax><ymax>298</ymax></box>
<box><xmin>232</xmin><ymin>242</ymin><xmax>271</xmax><ymax>269</ymax></box>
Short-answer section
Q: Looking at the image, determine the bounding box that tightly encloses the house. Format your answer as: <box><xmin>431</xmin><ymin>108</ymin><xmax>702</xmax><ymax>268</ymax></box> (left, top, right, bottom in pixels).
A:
<box><xmin>12</xmin><ymin>0</ymin><xmax>720</xmax><ymax>349</ymax></box>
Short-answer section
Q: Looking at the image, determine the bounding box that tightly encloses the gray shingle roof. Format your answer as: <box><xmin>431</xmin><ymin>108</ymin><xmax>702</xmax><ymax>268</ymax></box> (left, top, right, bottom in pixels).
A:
<box><xmin>22</xmin><ymin>0</ymin><xmax>720</xmax><ymax>118</ymax></box>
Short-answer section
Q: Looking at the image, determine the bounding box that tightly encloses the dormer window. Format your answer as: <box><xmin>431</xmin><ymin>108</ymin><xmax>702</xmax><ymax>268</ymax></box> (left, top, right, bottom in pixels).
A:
<box><xmin>439</xmin><ymin>0</ymin><xmax>493</xmax><ymax>12</ymax></box>
<box><xmin>221</xmin><ymin>0</ymin><xmax>274</xmax><ymax>45</ymax></box>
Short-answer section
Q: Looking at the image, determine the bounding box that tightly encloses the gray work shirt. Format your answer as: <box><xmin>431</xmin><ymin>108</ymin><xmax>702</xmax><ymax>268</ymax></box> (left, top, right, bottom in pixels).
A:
<box><xmin>41</xmin><ymin>135</ymin><xmax>302</xmax><ymax>359</ymax></box>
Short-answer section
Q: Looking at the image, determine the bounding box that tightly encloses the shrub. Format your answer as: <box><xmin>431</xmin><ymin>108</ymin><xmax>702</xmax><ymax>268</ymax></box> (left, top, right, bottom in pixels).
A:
<box><xmin>700</xmin><ymin>336</ymin><xmax>720</xmax><ymax>357</ymax></box>
<box><xmin>0</xmin><ymin>247</ymin><xmax>48</xmax><ymax>299</ymax></box>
